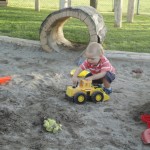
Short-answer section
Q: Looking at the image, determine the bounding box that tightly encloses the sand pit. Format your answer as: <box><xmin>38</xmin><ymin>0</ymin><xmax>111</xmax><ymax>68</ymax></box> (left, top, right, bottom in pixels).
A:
<box><xmin>0</xmin><ymin>40</ymin><xmax>150</xmax><ymax>150</ymax></box>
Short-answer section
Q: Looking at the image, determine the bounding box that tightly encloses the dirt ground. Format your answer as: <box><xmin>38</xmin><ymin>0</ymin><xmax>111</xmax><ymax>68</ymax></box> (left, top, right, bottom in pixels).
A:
<box><xmin>0</xmin><ymin>41</ymin><xmax>150</xmax><ymax>150</ymax></box>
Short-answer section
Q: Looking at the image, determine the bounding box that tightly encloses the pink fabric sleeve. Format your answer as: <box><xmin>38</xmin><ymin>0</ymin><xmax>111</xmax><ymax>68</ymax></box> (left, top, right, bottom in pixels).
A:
<box><xmin>80</xmin><ymin>60</ymin><xmax>88</xmax><ymax>70</ymax></box>
<box><xmin>100</xmin><ymin>56</ymin><xmax>114</xmax><ymax>73</ymax></box>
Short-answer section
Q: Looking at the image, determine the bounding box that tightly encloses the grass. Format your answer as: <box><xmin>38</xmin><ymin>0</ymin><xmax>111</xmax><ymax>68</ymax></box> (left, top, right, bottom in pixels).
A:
<box><xmin>103</xmin><ymin>13</ymin><xmax>150</xmax><ymax>52</ymax></box>
<box><xmin>0</xmin><ymin>5</ymin><xmax>150</xmax><ymax>53</ymax></box>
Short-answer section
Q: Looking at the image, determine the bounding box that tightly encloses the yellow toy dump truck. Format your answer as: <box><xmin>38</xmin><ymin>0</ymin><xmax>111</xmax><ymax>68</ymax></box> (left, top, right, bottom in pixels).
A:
<box><xmin>65</xmin><ymin>79</ymin><xmax>110</xmax><ymax>104</ymax></box>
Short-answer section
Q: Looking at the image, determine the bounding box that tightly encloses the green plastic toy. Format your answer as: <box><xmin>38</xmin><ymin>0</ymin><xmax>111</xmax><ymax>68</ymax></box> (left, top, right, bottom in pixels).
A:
<box><xmin>43</xmin><ymin>118</ymin><xmax>62</xmax><ymax>133</ymax></box>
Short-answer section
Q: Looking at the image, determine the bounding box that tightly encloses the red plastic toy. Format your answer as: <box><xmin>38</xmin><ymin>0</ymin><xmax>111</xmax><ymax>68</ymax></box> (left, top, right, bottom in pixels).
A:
<box><xmin>141</xmin><ymin>114</ymin><xmax>150</xmax><ymax>144</ymax></box>
<box><xmin>0</xmin><ymin>76</ymin><xmax>11</xmax><ymax>85</ymax></box>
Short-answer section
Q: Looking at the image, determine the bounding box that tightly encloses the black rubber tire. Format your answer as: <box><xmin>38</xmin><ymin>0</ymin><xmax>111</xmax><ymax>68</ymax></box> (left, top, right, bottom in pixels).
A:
<box><xmin>91</xmin><ymin>91</ymin><xmax>104</xmax><ymax>103</ymax></box>
<box><xmin>74</xmin><ymin>92</ymin><xmax>87</xmax><ymax>104</ymax></box>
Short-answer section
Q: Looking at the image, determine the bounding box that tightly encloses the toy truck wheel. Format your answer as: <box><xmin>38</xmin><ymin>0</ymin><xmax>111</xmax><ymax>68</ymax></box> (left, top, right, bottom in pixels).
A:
<box><xmin>74</xmin><ymin>92</ymin><xmax>87</xmax><ymax>104</ymax></box>
<box><xmin>91</xmin><ymin>91</ymin><xmax>104</xmax><ymax>103</ymax></box>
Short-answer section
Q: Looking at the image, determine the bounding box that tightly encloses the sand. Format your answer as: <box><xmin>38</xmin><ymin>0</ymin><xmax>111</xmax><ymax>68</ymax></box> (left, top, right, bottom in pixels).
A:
<box><xmin>0</xmin><ymin>40</ymin><xmax>150</xmax><ymax>150</ymax></box>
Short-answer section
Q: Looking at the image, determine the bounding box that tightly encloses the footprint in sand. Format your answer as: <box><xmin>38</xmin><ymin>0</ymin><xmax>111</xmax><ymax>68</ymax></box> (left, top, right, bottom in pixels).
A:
<box><xmin>13</xmin><ymin>57</ymin><xmax>23</xmax><ymax>61</ymax></box>
<box><xmin>0</xmin><ymin>60</ymin><xmax>9</xmax><ymax>64</ymax></box>
<box><xmin>104</xmin><ymin>108</ymin><xmax>113</xmax><ymax>112</ymax></box>
<box><xmin>24</xmin><ymin>75</ymin><xmax>35</xmax><ymax>81</ymax></box>
<box><xmin>18</xmin><ymin>63</ymin><xmax>41</xmax><ymax>69</ymax></box>
<box><xmin>113</xmin><ymin>89</ymin><xmax>123</xmax><ymax>93</ymax></box>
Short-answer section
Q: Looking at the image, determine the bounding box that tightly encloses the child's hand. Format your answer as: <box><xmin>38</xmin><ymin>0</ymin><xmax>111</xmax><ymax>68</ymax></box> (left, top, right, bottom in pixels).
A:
<box><xmin>72</xmin><ymin>76</ymin><xmax>79</xmax><ymax>85</ymax></box>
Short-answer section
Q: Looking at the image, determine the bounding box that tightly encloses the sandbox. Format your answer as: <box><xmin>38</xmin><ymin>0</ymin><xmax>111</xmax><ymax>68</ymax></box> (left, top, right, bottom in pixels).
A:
<box><xmin>0</xmin><ymin>38</ymin><xmax>150</xmax><ymax>150</ymax></box>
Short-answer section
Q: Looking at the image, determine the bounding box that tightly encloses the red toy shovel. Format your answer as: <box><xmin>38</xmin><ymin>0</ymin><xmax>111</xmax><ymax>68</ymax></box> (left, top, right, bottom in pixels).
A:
<box><xmin>141</xmin><ymin>114</ymin><xmax>150</xmax><ymax>128</ymax></box>
<box><xmin>0</xmin><ymin>76</ymin><xmax>11</xmax><ymax>85</ymax></box>
<box><xmin>141</xmin><ymin>114</ymin><xmax>150</xmax><ymax>144</ymax></box>
<box><xmin>141</xmin><ymin>128</ymin><xmax>150</xmax><ymax>144</ymax></box>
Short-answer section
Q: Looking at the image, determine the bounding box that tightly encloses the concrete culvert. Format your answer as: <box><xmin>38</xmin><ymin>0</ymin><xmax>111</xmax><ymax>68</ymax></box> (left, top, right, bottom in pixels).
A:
<box><xmin>40</xmin><ymin>6</ymin><xmax>107</xmax><ymax>52</ymax></box>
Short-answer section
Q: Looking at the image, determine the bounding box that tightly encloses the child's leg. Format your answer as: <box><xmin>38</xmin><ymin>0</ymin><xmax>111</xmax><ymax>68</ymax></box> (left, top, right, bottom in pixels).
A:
<box><xmin>103</xmin><ymin>72</ymin><xmax>115</xmax><ymax>94</ymax></box>
<box><xmin>102</xmin><ymin>77</ymin><xmax>111</xmax><ymax>88</ymax></box>
<box><xmin>103</xmin><ymin>72</ymin><xmax>115</xmax><ymax>85</ymax></box>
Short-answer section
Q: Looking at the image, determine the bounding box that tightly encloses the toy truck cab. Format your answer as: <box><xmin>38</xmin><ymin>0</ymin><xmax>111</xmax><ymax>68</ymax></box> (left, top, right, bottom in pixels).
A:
<box><xmin>65</xmin><ymin>79</ymin><xmax>110</xmax><ymax>104</ymax></box>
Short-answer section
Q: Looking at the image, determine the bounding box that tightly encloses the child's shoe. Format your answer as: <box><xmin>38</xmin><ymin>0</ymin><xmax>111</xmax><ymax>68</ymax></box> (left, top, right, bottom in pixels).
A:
<box><xmin>103</xmin><ymin>87</ymin><xmax>112</xmax><ymax>95</ymax></box>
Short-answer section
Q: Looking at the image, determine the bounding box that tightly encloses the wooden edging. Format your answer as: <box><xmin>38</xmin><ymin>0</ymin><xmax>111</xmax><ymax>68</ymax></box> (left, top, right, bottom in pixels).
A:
<box><xmin>105</xmin><ymin>50</ymin><xmax>150</xmax><ymax>62</ymax></box>
<box><xmin>0</xmin><ymin>36</ymin><xmax>41</xmax><ymax>48</ymax></box>
<box><xmin>0</xmin><ymin>36</ymin><xmax>150</xmax><ymax>62</ymax></box>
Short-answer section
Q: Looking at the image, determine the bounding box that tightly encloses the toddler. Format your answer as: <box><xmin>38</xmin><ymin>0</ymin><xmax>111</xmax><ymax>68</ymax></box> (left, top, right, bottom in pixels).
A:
<box><xmin>72</xmin><ymin>42</ymin><xmax>116</xmax><ymax>94</ymax></box>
